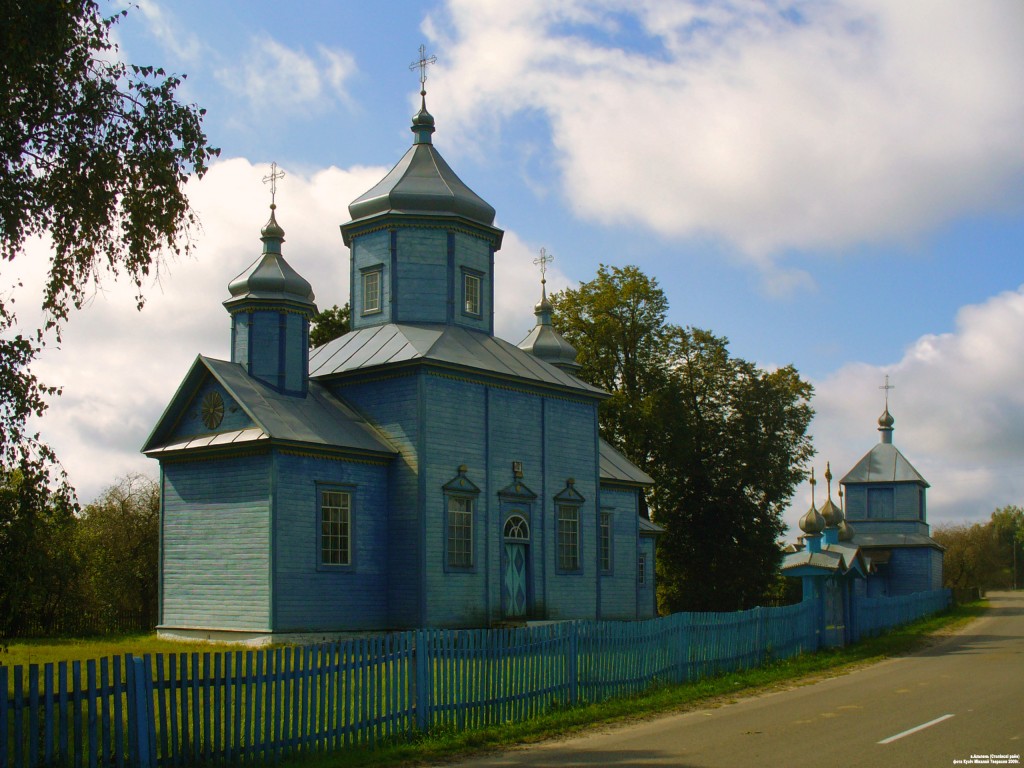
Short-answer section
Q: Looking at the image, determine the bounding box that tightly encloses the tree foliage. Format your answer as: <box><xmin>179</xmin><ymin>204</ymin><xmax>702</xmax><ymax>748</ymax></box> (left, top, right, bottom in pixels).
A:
<box><xmin>552</xmin><ymin>265</ymin><xmax>814</xmax><ymax>613</ymax></box>
<box><xmin>936</xmin><ymin>505</ymin><xmax>1024</xmax><ymax>591</ymax></box>
<box><xmin>309</xmin><ymin>303</ymin><xmax>350</xmax><ymax>348</ymax></box>
<box><xmin>1</xmin><ymin>0</ymin><xmax>218</xmax><ymax>470</ymax></box>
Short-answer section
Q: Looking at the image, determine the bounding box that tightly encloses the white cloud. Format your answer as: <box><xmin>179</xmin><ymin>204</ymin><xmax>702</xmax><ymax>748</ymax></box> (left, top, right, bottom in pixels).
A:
<box><xmin>217</xmin><ymin>38</ymin><xmax>356</xmax><ymax>112</ymax></box>
<box><xmin>133</xmin><ymin>0</ymin><xmax>203</xmax><ymax>62</ymax></box>
<box><xmin>427</xmin><ymin>0</ymin><xmax>1024</xmax><ymax>275</ymax></box>
<box><xmin>786</xmin><ymin>285</ymin><xmax>1024</xmax><ymax>534</ymax></box>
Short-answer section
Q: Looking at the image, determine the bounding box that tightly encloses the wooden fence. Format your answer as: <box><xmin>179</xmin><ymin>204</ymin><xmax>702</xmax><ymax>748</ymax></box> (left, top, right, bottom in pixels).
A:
<box><xmin>1</xmin><ymin>590</ymin><xmax>948</xmax><ymax>767</ymax></box>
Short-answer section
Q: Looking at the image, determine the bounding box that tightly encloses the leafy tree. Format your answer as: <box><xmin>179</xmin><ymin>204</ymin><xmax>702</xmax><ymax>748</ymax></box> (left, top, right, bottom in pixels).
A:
<box><xmin>76</xmin><ymin>474</ymin><xmax>160</xmax><ymax>628</ymax></box>
<box><xmin>1</xmin><ymin>0</ymin><xmax>218</xmax><ymax>468</ymax></box>
<box><xmin>990</xmin><ymin>505</ymin><xmax>1024</xmax><ymax>589</ymax></box>
<box><xmin>551</xmin><ymin>266</ymin><xmax>669</xmax><ymax>472</ymax></box>
<box><xmin>0</xmin><ymin>463</ymin><xmax>80</xmax><ymax>638</ymax></box>
<box><xmin>552</xmin><ymin>266</ymin><xmax>814</xmax><ymax>613</ymax></box>
<box><xmin>934</xmin><ymin>522</ymin><xmax>1004</xmax><ymax>591</ymax></box>
<box><xmin>309</xmin><ymin>303</ymin><xmax>350</xmax><ymax>348</ymax></box>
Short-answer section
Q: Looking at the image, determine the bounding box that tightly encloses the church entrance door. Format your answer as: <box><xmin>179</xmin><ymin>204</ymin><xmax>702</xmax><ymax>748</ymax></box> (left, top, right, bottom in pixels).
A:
<box><xmin>503</xmin><ymin>515</ymin><xmax>530</xmax><ymax>619</ymax></box>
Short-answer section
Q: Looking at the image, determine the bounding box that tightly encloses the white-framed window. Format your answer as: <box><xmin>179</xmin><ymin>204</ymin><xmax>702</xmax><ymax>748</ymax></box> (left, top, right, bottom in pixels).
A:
<box><xmin>320</xmin><ymin>489</ymin><xmax>352</xmax><ymax>566</ymax></box>
<box><xmin>600</xmin><ymin>512</ymin><xmax>612</xmax><ymax>573</ymax></box>
<box><xmin>463</xmin><ymin>272</ymin><xmax>481</xmax><ymax>316</ymax></box>
<box><xmin>447</xmin><ymin>496</ymin><xmax>474</xmax><ymax>568</ymax></box>
<box><xmin>557</xmin><ymin>504</ymin><xmax>580</xmax><ymax>571</ymax></box>
<box><xmin>362</xmin><ymin>268</ymin><xmax>382</xmax><ymax>314</ymax></box>
<box><xmin>638</xmin><ymin>552</ymin><xmax>647</xmax><ymax>585</ymax></box>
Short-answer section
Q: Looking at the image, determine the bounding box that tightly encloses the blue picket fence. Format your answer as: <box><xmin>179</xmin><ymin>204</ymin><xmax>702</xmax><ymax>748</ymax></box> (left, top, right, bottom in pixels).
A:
<box><xmin>852</xmin><ymin>589</ymin><xmax>952</xmax><ymax>642</ymax></box>
<box><xmin>2</xmin><ymin>589</ymin><xmax>949</xmax><ymax>767</ymax></box>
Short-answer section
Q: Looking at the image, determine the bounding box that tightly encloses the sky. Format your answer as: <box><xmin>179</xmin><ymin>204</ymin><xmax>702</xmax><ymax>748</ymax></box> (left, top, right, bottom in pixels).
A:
<box><xmin>9</xmin><ymin>0</ymin><xmax>1024</xmax><ymax>536</ymax></box>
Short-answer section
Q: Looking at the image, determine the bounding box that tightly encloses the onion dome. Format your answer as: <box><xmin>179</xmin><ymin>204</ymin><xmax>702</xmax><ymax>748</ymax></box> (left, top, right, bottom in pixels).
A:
<box><xmin>343</xmin><ymin>91</ymin><xmax>497</xmax><ymax>235</ymax></box>
<box><xmin>838</xmin><ymin>519</ymin><xmax>855</xmax><ymax>542</ymax></box>
<box><xmin>518</xmin><ymin>287</ymin><xmax>581</xmax><ymax>374</ymax></box>
<box><xmin>225</xmin><ymin>206</ymin><xmax>315</xmax><ymax>309</ymax></box>
<box><xmin>819</xmin><ymin>462</ymin><xmax>845</xmax><ymax>528</ymax></box>
<box><xmin>798</xmin><ymin>468</ymin><xmax>825</xmax><ymax>535</ymax></box>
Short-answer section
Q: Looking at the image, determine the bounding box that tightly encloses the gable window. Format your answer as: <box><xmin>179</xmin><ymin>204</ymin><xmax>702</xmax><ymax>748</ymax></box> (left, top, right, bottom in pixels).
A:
<box><xmin>600</xmin><ymin>512</ymin><xmax>612</xmax><ymax>573</ymax></box>
<box><xmin>362</xmin><ymin>268</ymin><xmax>382</xmax><ymax>314</ymax></box>
<box><xmin>443</xmin><ymin>465</ymin><xmax>480</xmax><ymax>572</ymax></box>
<box><xmin>557</xmin><ymin>505</ymin><xmax>580</xmax><ymax>571</ymax></box>
<box><xmin>638</xmin><ymin>552</ymin><xmax>647</xmax><ymax>585</ymax></box>
<box><xmin>320</xmin><ymin>489</ymin><xmax>352</xmax><ymax>566</ymax></box>
<box><xmin>447</xmin><ymin>496</ymin><xmax>474</xmax><ymax>568</ymax></box>
<box><xmin>463</xmin><ymin>272</ymin><xmax>481</xmax><ymax>316</ymax></box>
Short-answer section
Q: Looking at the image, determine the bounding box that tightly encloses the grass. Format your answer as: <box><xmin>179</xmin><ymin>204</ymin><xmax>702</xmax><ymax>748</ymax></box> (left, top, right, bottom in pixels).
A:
<box><xmin>0</xmin><ymin>633</ymin><xmax>224</xmax><ymax>671</ymax></box>
<box><xmin>270</xmin><ymin>599</ymin><xmax>987</xmax><ymax>768</ymax></box>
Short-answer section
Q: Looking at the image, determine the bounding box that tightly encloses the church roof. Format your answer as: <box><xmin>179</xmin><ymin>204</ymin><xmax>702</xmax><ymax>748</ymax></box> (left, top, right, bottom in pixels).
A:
<box><xmin>343</xmin><ymin>101</ymin><xmax>496</xmax><ymax>237</ymax></box>
<box><xmin>518</xmin><ymin>294</ymin><xmax>581</xmax><ymax>373</ymax></box>
<box><xmin>143</xmin><ymin>356</ymin><xmax>397</xmax><ymax>458</ymax></box>
<box><xmin>308</xmin><ymin>323</ymin><xmax>605</xmax><ymax>397</ymax></box>
<box><xmin>599</xmin><ymin>439</ymin><xmax>655</xmax><ymax>486</ymax></box>
<box><xmin>841</xmin><ymin>442</ymin><xmax>929</xmax><ymax>486</ymax></box>
<box><xmin>847</xmin><ymin>532</ymin><xmax>944</xmax><ymax>550</ymax></box>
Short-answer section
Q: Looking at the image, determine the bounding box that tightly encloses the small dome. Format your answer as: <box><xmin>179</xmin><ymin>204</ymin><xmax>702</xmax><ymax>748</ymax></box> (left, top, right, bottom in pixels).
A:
<box><xmin>518</xmin><ymin>287</ymin><xmax>580</xmax><ymax>373</ymax></box>
<box><xmin>820</xmin><ymin>497</ymin><xmax>845</xmax><ymax>528</ymax></box>
<box><xmin>799</xmin><ymin>504</ymin><xmax>825</xmax><ymax>535</ymax></box>
<box><xmin>878</xmin><ymin>406</ymin><xmax>895</xmax><ymax>430</ymax></box>
<box><xmin>838</xmin><ymin>519</ymin><xmax>855</xmax><ymax>542</ymax></box>
<box><xmin>225</xmin><ymin>208</ymin><xmax>315</xmax><ymax>308</ymax></box>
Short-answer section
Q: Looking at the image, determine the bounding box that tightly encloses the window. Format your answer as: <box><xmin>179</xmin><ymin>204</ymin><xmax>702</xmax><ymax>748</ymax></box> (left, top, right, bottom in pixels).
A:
<box><xmin>447</xmin><ymin>496</ymin><xmax>474</xmax><ymax>568</ymax></box>
<box><xmin>638</xmin><ymin>552</ymin><xmax>646</xmax><ymax>585</ymax></box>
<box><xmin>463</xmin><ymin>272</ymin><xmax>481</xmax><ymax>316</ymax></box>
<box><xmin>320</xmin><ymin>489</ymin><xmax>351</xmax><ymax>566</ymax></box>
<box><xmin>600</xmin><ymin>512</ymin><xmax>612</xmax><ymax>573</ymax></box>
<box><xmin>557</xmin><ymin>505</ymin><xmax>580</xmax><ymax>571</ymax></box>
<box><xmin>362</xmin><ymin>269</ymin><xmax>381</xmax><ymax>314</ymax></box>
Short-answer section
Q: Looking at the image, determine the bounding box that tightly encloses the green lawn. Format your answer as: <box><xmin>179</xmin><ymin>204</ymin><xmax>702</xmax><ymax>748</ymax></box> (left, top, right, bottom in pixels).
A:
<box><xmin>1</xmin><ymin>633</ymin><xmax>226</xmax><ymax>671</ymax></box>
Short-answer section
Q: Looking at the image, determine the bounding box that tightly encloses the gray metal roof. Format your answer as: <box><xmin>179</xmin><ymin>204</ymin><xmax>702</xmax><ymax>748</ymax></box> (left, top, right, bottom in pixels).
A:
<box><xmin>309</xmin><ymin>324</ymin><xmax>605</xmax><ymax>397</ymax></box>
<box><xmin>781</xmin><ymin>549</ymin><xmax>845</xmax><ymax>572</ymax></box>
<box><xmin>344</xmin><ymin>142</ymin><xmax>496</xmax><ymax>232</ymax></box>
<box><xmin>599</xmin><ymin>439</ymin><xmax>654</xmax><ymax>486</ymax></box>
<box><xmin>639</xmin><ymin>517</ymin><xmax>665</xmax><ymax>535</ymax></box>
<box><xmin>143</xmin><ymin>356</ymin><xmax>397</xmax><ymax>458</ymax></box>
<box><xmin>224</xmin><ymin>211</ymin><xmax>315</xmax><ymax>309</ymax></box>
<box><xmin>848</xmin><ymin>532</ymin><xmax>943</xmax><ymax>550</ymax></box>
<box><xmin>841</xmin><ymin>442</ymin><xmax>929</xmax><ymax>486</ymax></box>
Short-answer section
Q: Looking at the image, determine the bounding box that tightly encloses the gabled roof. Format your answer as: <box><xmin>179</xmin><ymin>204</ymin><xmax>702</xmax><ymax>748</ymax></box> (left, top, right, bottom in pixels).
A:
<box><xmin>143</xmin><ymin>356</ymin><xmax>397</xmax><ymax>458</ymax></box>
<box><xmin>781</xmin><ymin>541</ymin><xmax>868</xmax><ymax>578</ymax></box>
<box><xmin>639</xmin><ymin>517</ymin><xmax>665</xmax><ymax>536</ymax></box>
<box><xmin>308</xmin><ymin>324</ymin><xmax>605</xmax><ymax>397</ymax></box>
<box><xmin>848</xmin><ymin>532</ymin><xmax>944</xmax><ymax>550</ymax></box>
<box><xmin>841</xmin><ymin>442</ymin><xmax>929</xmax><ymax>486</ymax></box>
<box><xmin>599</xmin><ymin>439</ymin><xmax>654</xmax><ymax>487</ymax></box>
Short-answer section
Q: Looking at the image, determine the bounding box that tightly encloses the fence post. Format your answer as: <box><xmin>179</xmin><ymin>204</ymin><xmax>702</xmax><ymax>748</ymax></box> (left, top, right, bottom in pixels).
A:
<box><xmin>130</xmin><ymin>657</ymin><xmax>156</xmax><ymax>768</ymax></box>
<box><xmin>415</xmin><ymin>630</ymin><xmax>429</xmax><ymax>733</ymax></box>
<box><xmin>567</xmin><ymin>622</ymin><xmax>578</xmax><ymax>706</ymax></box>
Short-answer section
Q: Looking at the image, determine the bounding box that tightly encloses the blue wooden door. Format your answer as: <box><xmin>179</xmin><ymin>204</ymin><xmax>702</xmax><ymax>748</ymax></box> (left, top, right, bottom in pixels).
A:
<box><xmin>504</xmin><ymin>542</ymin><xmax>528</xmax><ymax>618</ymax></box>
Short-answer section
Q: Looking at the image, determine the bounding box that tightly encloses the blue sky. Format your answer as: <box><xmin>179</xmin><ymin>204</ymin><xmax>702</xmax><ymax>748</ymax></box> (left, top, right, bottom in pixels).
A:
<box><xmin>14</xmin><ymin>0</ymin><xmax>1024</xmax><ymax>534</ymax></box>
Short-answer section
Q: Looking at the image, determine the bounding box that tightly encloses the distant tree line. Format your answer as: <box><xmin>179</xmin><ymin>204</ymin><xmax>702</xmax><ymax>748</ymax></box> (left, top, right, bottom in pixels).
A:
<box><xmin>934</xmin><ymin>505</ymin><xmax>1024</xmax><ymax>592</ymax></box>
<box><xmin>0</xmin><ymin>472</ymin><xmax>159</xmax><ymax>639</ymax></box>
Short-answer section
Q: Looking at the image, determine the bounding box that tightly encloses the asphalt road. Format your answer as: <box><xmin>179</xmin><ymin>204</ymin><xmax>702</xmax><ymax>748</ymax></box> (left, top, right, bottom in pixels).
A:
<box><xmin>437</xmin><ymin>591</ymin><xmax>1024</xmax><ymax>768</ymax></box>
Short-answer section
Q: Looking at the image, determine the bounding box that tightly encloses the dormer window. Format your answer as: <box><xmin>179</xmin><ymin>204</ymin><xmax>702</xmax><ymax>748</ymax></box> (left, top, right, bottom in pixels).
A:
<box><xmin>463</xmin><ymin>271</ymin><xmax>481</xmax><ymax>316</ymax></box>
<box><xmin>362</xmin><ymin>268</ymin><xmax>382</xmax><ymax>314</ymax></box>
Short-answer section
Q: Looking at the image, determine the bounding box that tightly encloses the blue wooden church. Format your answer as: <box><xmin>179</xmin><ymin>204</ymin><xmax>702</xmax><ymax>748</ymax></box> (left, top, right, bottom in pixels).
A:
<box><xmin>144</xmin><ymin>90</ymin><xmax>660</xmax><ymax>643</ymax></box>
<box><xmin>782</xmin><ymin>395</ymin><xmax>943</xmax><ymax>603</ymax></box>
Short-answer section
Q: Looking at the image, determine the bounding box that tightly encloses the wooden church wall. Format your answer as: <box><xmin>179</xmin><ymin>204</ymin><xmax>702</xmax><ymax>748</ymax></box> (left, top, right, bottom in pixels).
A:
<box><xmin>596</xmin><ymin>486</ymin><xmax>638</xmax><ymax>620</ymax></box>
<box><xmin>332</xmin><ymin>373</ymin><xmax>423</xmax><ymax>628</ymax></box>
<box><xmin>638</xmin><ymin>534</ymin><xmax>657</xmax><ymax>619</ymax></box>
<box><xmin>349</xmin><ymin>231</ymin><xmax>392</xmax><ymax>326</ymax></box>
<box><xmin>394</xmin><ymin>229</ymin><xmax>448</xmax><ymax>324</ymax></box>
<box><xmin>161</xmin><ymin>455</ymin><xmax>271</xmax><ymax>631</ymax></box>
<box><xmin>271</xmin><ymin>450</ymin><xmax>391</xmax><ymax>632</ymax></box>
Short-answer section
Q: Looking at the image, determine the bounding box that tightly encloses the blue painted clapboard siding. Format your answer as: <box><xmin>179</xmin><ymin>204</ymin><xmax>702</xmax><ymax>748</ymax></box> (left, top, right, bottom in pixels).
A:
<box><xmin>598</xmin><ymin>486</ymin><xmax>641</xmax><ymax>620</ymax></box>
<box><xmin>350</xmin><ymin>230</ymin><xmax>392</xmax><ymax>328</ymax></box>
<box><xmin>161</xmin><ymin>456</ymin><xmax>271</xmax><ymax>630</ymax></box>
<box><xmin>394</xmin><ymin>229</ymin><xmax>448</xmax><ymax>324</ymax></box>
<box><xmin>332</xmin><ymin>373</ymin><xmax>423</xmax><ymax>628</ymax></box>
<box><xmin>272</xmin><ymin>451</ymin><xmax>391</xmax><ymax>631</ymax></box>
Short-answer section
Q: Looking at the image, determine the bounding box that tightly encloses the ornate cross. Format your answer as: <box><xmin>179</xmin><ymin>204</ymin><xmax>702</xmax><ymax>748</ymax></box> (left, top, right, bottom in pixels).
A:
<box><xmin>262</xmin><ymin>162</ymin><xmax>285</xmax><ymax>207</ymax></box>
<box><xmin>409</xmin><ymin>44</ymin><xmax>437</xmax><ymax>92</ymax></box>
<box><xmin>533</xmin><ymin>247</ymin><xmax>554</xmax><ymax>285</ymax></box>
<box><xmin>879</xmin><ymin>374</ymin><xmax>895</xmax><ymax>408</ymax></box>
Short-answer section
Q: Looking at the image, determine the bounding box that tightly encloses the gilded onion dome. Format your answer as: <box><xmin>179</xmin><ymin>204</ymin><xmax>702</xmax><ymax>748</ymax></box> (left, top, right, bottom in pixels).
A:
<box><xmin>799</xmin><ymin>468</ymin><xmax>825</xmax><ymax>535</ymax></box>
<box><xmin>819</xmin><ymin>462</ymin><xmax>845</xmax><ymax>528</ymax></box>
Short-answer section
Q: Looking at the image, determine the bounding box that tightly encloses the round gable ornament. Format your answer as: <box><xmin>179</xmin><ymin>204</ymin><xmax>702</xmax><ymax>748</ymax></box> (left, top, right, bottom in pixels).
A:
<box><xmin>201</xmin><ymin>391</ymin><xmax>225</xmax><ymax>430</ymax></box>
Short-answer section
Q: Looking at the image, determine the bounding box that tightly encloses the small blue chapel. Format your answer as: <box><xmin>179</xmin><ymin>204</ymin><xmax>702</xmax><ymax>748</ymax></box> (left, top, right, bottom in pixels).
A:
<box><xmin>144</xmin><ymin>86</ymin><xmax>660</xmax><ymax>643</ymax></box>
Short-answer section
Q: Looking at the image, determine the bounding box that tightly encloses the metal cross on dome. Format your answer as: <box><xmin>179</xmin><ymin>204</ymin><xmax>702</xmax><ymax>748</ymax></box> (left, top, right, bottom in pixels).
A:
<box><xmin>879</xmin><ymin>374</ymin><xmax>895</xmax><ymax>408</ymax></box>
<box><xmin>262</xmin><ymin>162</ymin><xmax>285</xmax><ymax>207</ymax></box>
<box><xmin>409</xmin><ymin>44</ymin><xmax>436</xmax><ymax>91</ymax></box>
<box><xmin>533</xmin><ymin>247</ymin><xmax>554</xmax><ymax>285</ymax></box>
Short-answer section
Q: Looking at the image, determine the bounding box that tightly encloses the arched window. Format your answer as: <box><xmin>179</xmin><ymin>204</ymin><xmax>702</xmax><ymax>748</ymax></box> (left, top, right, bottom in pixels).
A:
<box><xmin>504</xmin><ymin>515</ymin><xmax>530</xmax><ymax>541</ymax></box>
